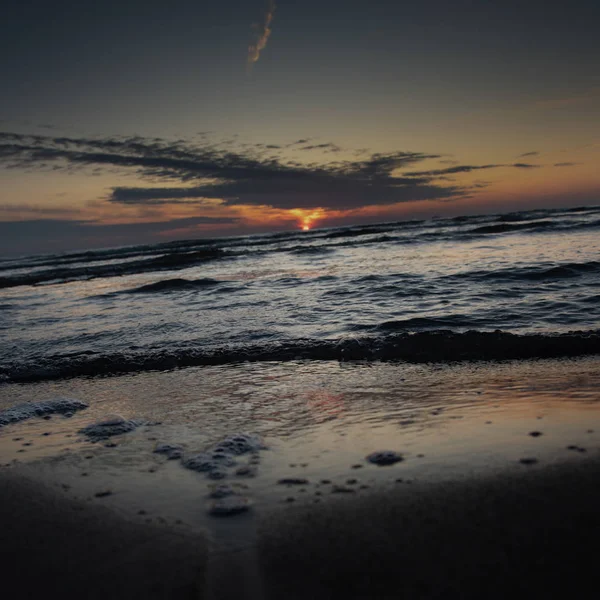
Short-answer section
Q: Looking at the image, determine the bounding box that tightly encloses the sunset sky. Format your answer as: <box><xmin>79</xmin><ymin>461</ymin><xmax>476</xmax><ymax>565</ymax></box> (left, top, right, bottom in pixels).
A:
<box><xmin>1</xmin><ymin>0</ymin><xmax>599</xmax><ymax>255</ymax></box>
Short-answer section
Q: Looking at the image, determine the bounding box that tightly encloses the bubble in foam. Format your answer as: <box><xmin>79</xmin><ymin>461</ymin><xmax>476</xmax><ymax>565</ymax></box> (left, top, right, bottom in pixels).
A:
<box><xmin>182</xmin><ymin>432</ymin><xmax>266</xmax><ymax>479</ymax></box>
<box><xmin>208</xmin><ymin>483</ymin><xmax>247</xmax><ymax>499</ymax></box>
<box><xmin>79</xmin><ymin>414</ymin><xmax>140</xmax><ymax>441</ymax></box>
<box><xmin>235</xmin><ymin>465</ymin><xmax>256</xmax><ymax>477</ymax></box>
<box><xmin>153</xmin><ymin>443</ymin><xmax>184</xmax><ymax>460</ymax></box>
<box><xmin>183</xmin><ymin>452</ymin><xmax>237</xmax><ymax>473</ymax></box>
<box><xmin>214</xmin><ymin>433</ymin><xmax>267</xmax><ymax>456</ymax></box>
<box><xmin>207</xmin><ymin>468</ymin><xmax>228</xmax><ymax>480</ymax></box>
<box><xmin>208</xmin><ymin>495</ymin><xmax>252</xmax><ymax>516</ymax></box>
<box><xmin>0</xmin><ymin>398</ymin><xmax>88</xmax><ymax>427</ymax></box>
<box><xmin>366</xmin><ymin>450</ymin><xmax>404</xmax><ymax>466</ymax></box>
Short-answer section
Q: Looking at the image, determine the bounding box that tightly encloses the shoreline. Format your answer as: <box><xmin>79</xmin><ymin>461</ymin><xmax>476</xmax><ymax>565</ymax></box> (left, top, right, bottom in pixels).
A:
<box><xmin>3</xmin><ymin>330</ymin><xmax>600</xmax><ymax>384</ymax></box>
<box><xmin>3</xmin><ymin>456</ymin><xmax>600</xmax><ymax>599</ymax></box>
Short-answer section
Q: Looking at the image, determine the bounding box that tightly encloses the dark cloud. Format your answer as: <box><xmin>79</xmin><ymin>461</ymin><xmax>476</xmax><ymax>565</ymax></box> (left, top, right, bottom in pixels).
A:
<box><xmin>299</xmin><ymin>143</ymin><xmax>342</xmax><ymax>152</ymax></box>
<box><xmin>553</xmin><ymin>162</ymin><xmax>578</xmax><ymax>167</ymax></box>
<box><xmin>518</xmin><ymin>151</ymin><xmax>540</xmax><ymax>158</ymax></box>
<box><xmin>405</xmin><ymin>163</ymin><xmax>541</xmax><ymax>177</ymax></box>
<box><xmin>103</xmin><ymin>191</ymin><xmax>221</xmax><ymax>206</ymax></box>
<box><xmin>0</xmin><ymin>131</ymin><xmax>465</xmax><ymax>210</ymax></box>
<box><xmin>0</xmin><ymin>216</ymin><xmax>239</xmax><ymax>256</ymax></box>
<box><xmin>0</xmin><ymin>216</ymin><xmax>236</xmax><ymax>235</ymax></box>
<box><xmin>404</xmin><ymin>164</ymin><xmax>501</xmax><ymax>177</ymax></box>
<box><xmin>0</xmin><ymin>203</ymin><xmax>76</xmax><ymax>215</ymax></box>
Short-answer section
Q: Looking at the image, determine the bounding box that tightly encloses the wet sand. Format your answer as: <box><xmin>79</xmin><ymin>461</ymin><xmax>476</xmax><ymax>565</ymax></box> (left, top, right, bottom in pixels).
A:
<box><xmin>2</xmin><ymin>357</ymin><xmax>600</xmax><ymax>598</ymax></box>
<box><xmin>258</xmin><ymin>458</ymin><xmax>600</xmax><ymax>599</ymax></box>
<box><xmin>3</xmin><ymin>457</ymin><xmax>600</xmax><ymax>599</ymax></box>
<box><xmin>0</xmin><ymin>471</ymin><xmax>208</xmax><ymax>599</ymax></box>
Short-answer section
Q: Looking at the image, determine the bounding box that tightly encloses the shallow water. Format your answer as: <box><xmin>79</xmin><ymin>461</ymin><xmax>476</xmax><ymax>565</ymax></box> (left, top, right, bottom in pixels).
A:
<box><xmin>1</xmin><ymin>357</ymin><xmax>599</xmax><ymax>546</ymax></box>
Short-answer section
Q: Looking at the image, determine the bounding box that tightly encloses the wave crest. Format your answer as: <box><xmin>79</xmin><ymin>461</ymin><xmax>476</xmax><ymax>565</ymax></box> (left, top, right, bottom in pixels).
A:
<box><xmin>2</xmin><ymin>330</ymin><xmax>600</xmax><ymax>384</ymax></box>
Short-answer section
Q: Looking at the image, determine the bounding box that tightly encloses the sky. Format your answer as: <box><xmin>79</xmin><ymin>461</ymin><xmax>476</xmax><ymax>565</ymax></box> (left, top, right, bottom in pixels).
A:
<box><xmin>1</xmin><ymin>0</ymin><xmax>599</xmax><ymax>255</ymax></box>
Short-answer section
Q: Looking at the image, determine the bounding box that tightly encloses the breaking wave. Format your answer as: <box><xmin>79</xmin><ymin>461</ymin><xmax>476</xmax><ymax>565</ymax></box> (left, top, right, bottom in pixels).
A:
<box><xmin>2</xmin><ymin>330</ymin><xmax>600</xmax><ymax>384</ymax></box>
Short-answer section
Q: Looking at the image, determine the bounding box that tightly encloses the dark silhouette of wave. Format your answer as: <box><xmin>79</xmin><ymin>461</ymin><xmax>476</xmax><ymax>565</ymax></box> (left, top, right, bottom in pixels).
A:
<box><xmin>468</xmin><ymin>221</ymin><xmax>555</xmax><ymax>235</ymax></box>
<box><xmin>445</xmin><ymin>261</ymin><xmax>600</xmax><ymax>283</ymax></box>
<box><xmin>120</xmin><ymin>278</ymin><xmax>222</xmax><ymax>294</ymax></box>
<box><xmin>321</xmin><ymin>226</ymin><xmax>395</xmax><ymax>239</ymax></box>
<box><xmin>2</xmin><ymin>330</ymin><xmax>600</xmax><ymax>384</ymax></box>
<box><xmin>372</xmin><ymin>316</ymin><xmax>482</xmax><ymax>330</ymax></box>
<box><xmin>0</xmin><ymin>248</ymin><xmax>224</xmax><ymax>289</ymax></box>
<box><xmin>288</xmin><ymin>245</ymin><xmax>335</xmax><ymax>256</ymax></box>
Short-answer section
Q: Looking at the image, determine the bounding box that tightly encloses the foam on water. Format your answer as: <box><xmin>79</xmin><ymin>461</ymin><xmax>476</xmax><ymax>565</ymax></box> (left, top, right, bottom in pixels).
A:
<box><xmin>79</xmin><ymin>414</ymin><xmax>140</xmax><ymax>440</ymax></box>
<box><xmin>367</xmin><ymin>451</ymin><xmax>404</xmax><ymax>466</ymax></box>
<box><xmin>153</xmin><ymin>443</ymin><xmax>184</xmax><ymax>459</ymax></box>
<box><xmin>0</xmin><ymin>398</ymin><xmax>88</xmax><ymax>426</ymax></box>
<box><xmin>182</xmin><ymin>433</ymin><xmax>266</xmax><ymax>480</ymax></box>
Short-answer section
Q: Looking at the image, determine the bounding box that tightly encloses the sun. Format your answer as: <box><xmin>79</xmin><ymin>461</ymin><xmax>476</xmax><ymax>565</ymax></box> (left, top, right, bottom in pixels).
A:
<box><xmin>290</xmin><ymin>208</ymin><xmax>326</xmax><ymax>231</ymax></box>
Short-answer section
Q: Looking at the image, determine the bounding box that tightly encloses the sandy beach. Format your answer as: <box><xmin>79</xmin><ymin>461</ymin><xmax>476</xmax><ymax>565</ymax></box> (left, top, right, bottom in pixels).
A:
<box><xmin>1</xmin><ymin>357</ymin><xmax>599</xmax><ymax>599</ymax></box>
<box><xmin>0</xmin><ymin>471</ymin><xmax>208</xmax><ymax>599</ymax></box>
<box><xmin>2</xmin><ymin>455</ymin><xmax>600</xmax><ymax>599</ymax></box>
<box><xmin>257</xmin><ymin>458</ymin><xmax>600</xmax><ymax>599</ymax></box>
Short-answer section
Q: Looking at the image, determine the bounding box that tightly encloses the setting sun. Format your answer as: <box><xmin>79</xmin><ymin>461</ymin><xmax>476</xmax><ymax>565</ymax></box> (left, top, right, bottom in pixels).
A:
<box><xmin>290</xmin><ymin>208</ymin><xmax>326</xmax><ymax>232</ymax></box>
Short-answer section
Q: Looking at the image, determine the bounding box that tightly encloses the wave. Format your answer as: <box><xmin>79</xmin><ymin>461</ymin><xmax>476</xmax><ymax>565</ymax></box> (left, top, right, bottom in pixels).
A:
<box><xmin>321</xmin><ymin>226</ymin><xmax>395</xmax><ymax>240</ymax></box>
<box><xmin>0</xmin><ymin>243</ymin><xmax>174</xmax><ymax>273</ymax></box>
<box><xmin>468</xmin><ymin>220</ymin><xmax>555</xmax><ymax>235</ymax></box>
<box><xmin>288</xmin><ymin>246</ymin><xmax>335</xmax><ymax>256</ymax></box>
<box><xmin>446</xmin><ymin>261</ymin><xmax>600</xmax><ymax>284</ymax></box>
<box><xmin>364</xmin><ymin>316</ymin><xmax>483</xmax><ymax>331</ymax></box>
<box><xmin>4</xmin><ymin>205</ymin><xmax>600</xmax><ymax>285</ymax></box>
<box><xmin>463</xmin><ymin>214</ymin><xmax>600</xmax><ymax>238</ymax></box>
<box><xmin>0</xmin><ymin>248</ymin><xmax>225</xmax><ymax>289</ymax></box>
<box><xmin>119</xmin><ymin>277</ymin><xmax>223</xmax><ymax>294</ymax></box>
<box><xmin>2</xmin><ymin>330</ymin><xmax>600</xmax><ymax>384</ymax></box>
<box><xmin>564</xmin><ymin>218</ymin><xmax>600</xmax><ymax>231</ymax></box>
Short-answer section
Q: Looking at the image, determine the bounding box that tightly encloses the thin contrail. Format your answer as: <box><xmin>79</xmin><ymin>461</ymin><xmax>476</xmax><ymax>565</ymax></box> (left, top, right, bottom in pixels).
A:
<box><xmin>247</xmin><ymin>0</ymin><xmax>276</xmax><ymax>73</ymax></box>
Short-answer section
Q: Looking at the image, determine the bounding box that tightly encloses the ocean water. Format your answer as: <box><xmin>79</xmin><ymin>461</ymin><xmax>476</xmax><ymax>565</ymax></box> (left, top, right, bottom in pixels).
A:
<box><xmin>1</xmin><ymin>205</ymin><xmax>600</xmax><ymax>533</ymax></box>
<box><xmin>1</xmin><ymin>204</ymin><xmax>600</xmax><ymax>383</ymax></box>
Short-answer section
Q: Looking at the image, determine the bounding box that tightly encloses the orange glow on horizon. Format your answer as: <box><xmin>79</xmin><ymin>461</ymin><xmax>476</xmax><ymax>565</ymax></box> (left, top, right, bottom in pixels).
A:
<box><xmin>289</xmin><ymin>208</ymin><xmax>326</xmax><ymax>231</ymax></box>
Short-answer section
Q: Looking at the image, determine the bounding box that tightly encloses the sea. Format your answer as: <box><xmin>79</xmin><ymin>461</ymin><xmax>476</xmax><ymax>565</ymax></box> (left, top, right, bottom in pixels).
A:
<box><xmin>1</xmin><ymin>204</ymin><xmax>600</xmax><ymax>535</ymax></box>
